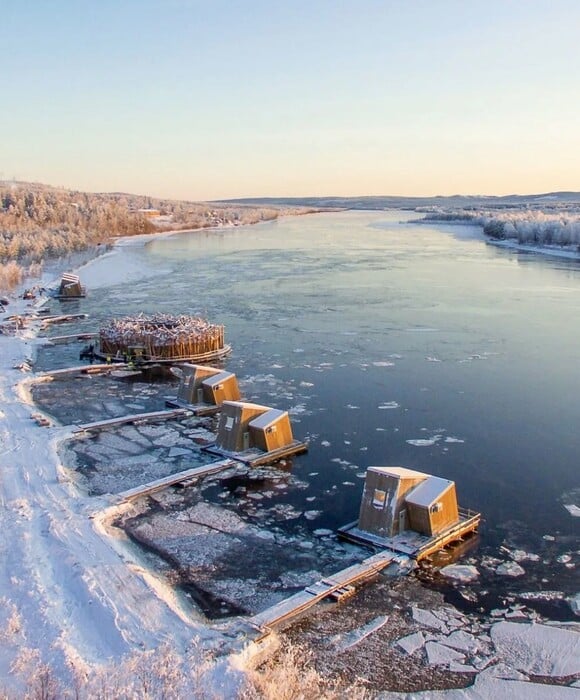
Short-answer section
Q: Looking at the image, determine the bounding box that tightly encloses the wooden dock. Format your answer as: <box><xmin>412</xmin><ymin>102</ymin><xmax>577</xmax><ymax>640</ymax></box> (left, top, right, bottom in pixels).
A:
<box><xmin>47</xmin><ymin>332</ymin><xmax>98</xmax><ymax>345</ymax></box>
<box><xmin>248</xmin><ymin>550</ymin><xmax>404</xmax><ymax>634</ymax></box>
<box><xmin>338</xmin><ymin>508</ymin><xmax>481</xmax><ymax>561</ymax></box>
<box><xmin>41</xmin><ymin>363</ymin><xmax>128</xmax><ymax>379</ymax></box>
<box><xmin>73</xmin><ymin>408</ymin><xmax>192</xmax><ymax>434</ymax></box>
<box><xmin>165</xmin><ymin>397</ymin><xmax>221</xmax><ymax>416</ymax></box>
<box><xmin>40</xmin><ymin>313</ymin><xmax>88</xmax><ymax>328</ymax></box>
<box><xmin>116</xmin><ymin>458</ymin><xmax>237</xmax><ymax>503</ymax></box>
<box><xmin>203</xmin><ymin>439</ymin><xmax>308</xmax><ymax>467</ymax></box>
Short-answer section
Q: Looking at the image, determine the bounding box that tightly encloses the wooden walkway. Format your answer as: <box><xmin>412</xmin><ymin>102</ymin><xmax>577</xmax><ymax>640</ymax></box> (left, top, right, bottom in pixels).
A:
<box><xmin>204</xmin><ymin>439</ymin><xmax>308</xmax><ymax>467</ymax></box>
<box><xmin>47</xmin><ymin>332</ymin><xmax>98</xmax><ymax>345</ymax></box>
<box><xmin>248</xmin><ymin>550</ymin><xmax>402</xmax><ymax>633</ymax></box>
<box><xmin>73</xmin><ymin>408</ymin><xmax>192</xmax><ymax>434</ymax></box>
<box><xmin>116</xmin><ymin>458</ymin><xmax>237</xmax><ymax>502</ymax></box>
<box><xmin>41</xmin><ymin>363</ymin><xmax>127</xmax><ymax>379</ymax></box>
<box><xmin>40</xmin><ymin>313</ymin><xmax>88</xmax><ymax>328</ymax></box>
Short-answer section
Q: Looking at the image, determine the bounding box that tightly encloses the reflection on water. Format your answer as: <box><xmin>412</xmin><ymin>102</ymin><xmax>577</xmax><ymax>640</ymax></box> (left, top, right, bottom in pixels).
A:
<box><xmin>36</xmin><ymin>211</ymin><xmax>580</xmax><ymax>617</ymax></box>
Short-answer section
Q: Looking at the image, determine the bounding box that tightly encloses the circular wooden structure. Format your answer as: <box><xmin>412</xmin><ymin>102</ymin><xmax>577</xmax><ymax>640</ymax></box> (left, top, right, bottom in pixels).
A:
<box><xmin>97</xmin><ymin>313</ymin><xmax>230</xmax><ymax>363</ymax></box>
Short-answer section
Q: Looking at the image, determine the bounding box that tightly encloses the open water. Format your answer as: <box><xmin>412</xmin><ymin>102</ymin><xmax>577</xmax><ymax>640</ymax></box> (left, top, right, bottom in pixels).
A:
<box><xmin>36</xmin><ymin>210</ymin><xmax>580</xmax><ymax>617</ymax></box>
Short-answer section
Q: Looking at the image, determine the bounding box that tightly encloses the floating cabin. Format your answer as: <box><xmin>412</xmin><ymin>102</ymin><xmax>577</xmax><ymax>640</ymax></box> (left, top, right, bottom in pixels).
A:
<box><xmin>338</xmin><ymin>466</ymin><xmax>480</xmax><ymax>560</ymax></box>
<box><xmin>166</xmin><ymin>364</ymin><xmax>241</xmax><ymax>415</ymax></box>
<box><xmin>204</xmin><ymin>400</ymin><xmax>308</xmax><ymax>466</ymax></box>
<box><xmin>55</xmin><ymin>273</ymin><xmax>85</xmax><ymax>299</ymax></box>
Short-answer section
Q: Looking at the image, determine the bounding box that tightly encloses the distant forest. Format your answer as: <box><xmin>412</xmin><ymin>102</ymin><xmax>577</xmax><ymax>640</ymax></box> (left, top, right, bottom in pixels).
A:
<box><xmin>0</xmin><ymin>182</ymin><xmax>313</xmax><ymax>290</ymax></box>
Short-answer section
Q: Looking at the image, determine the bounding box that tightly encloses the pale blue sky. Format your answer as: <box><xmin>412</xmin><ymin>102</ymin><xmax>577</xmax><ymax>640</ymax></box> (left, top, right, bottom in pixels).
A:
<box><xmin>1</xmin><ymin>1</ymin><xmax>579</xmax><ymax>199</ymax></box>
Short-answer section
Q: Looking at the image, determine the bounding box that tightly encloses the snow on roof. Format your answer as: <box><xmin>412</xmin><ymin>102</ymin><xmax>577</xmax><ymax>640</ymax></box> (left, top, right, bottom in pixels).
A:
<box><xmin>249</xmin><ymin>409</ymin><xmax>287</xmax><ymax>429</ymax></box>
<box><xmin>202</xmin><ymin>371</ymin><xmax>234</xmax><ymax>387</ymax></box>
<box><xmin>368</xmin><ymin>466</ymin><xmax>429</xmax><ymax>481</ymax></box>
<box><xmin>405</xmin><ymin>475</ymin><xmax>454</xmax><ymax>507</ymax></box>
<box><xmin>222</xmin><ymin>400</ymin><xmax>270</xmax><ymax>411</ymax></box>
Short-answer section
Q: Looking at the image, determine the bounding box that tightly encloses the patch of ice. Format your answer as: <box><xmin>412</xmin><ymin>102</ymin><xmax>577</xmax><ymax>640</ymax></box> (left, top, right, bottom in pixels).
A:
<box><xmin>372</xmin><ymin>361</ymin><xmax>395</xmax><ymax>367</ymax></box>
<box><xmin>304</xmin><ymin>510</ymin><xmax>321</xmax><ymax>520</ymax></box>
<box><xmin>378</xmin><ymin>401</ymin><xmax>399</xmax><ymax>409</ymax></box>
<box><xmin>406</xmin><ymin>435</ymin><xmax>442</xmax><ymax>447</ymax></box>
<box><xmin>426</xmin><ymin>356</ymin><xmax>442</xmax><ymax>362</ymax></box>
<box><xmin>320</xmin><ymin>440</ymin><xmax>331</xmax><ymax>447</ymax></box>
<box><xmin>496</xmin><ymin>561</ymin><xmax>525</xmax><ymax>577</ymax></box>
<box><xmin>439</xmin><ymin>630</ymin><xmax>482</xmax><ymax>654</ymax></box>
<box><xmin>346</xmin><ymin>405</ymin><xmax>359</xmax><ymax>410</ymax></box>
<box><xmin>569</xmin><ymin>593</ymin><xmax>580</xmax><ymax>616</ymax></box>
<box><xmin>440</xmin><ymin>564</ymin><xmax>479</xmax><ymax>583</ymax></box>
<box><xmin>313</xmin><ymin>529</ymin><xmax>333</xmax><ymax>537</ymax></box>
<box><xmin>396</xmin><ymin>631</ymin><xmax>425</xmax><ymax>655</ymax></box>
<box><xmin>412</xmin><ymin>607</ymin><xmax>448</xmax><ymax>632</ymax></box>
<box><xmin>563</xmin><ymin>504</ymin><xmax>580</xmax><ymax>517</ymax></box>
<box><xmin>491</xmin><ymin>620</ymin><xmax>580</xmax><ymax>676</ymax></box>
<box><xmin>333</xmin><ymin>615</ymin><xmax>389</xmax><ymax>651</ymax></box>
<box><xmin>425</xmin><ymin>641</ymin><xmax>465</xmax><ymax>666</ymax></box>
<box><xmin>444</xmin><ymin>437</ymin><xmax>465</xmax><ymax>444</ymax></box>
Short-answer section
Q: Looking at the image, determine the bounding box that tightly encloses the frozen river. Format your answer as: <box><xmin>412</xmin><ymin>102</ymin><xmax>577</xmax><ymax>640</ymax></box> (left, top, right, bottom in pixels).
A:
<box><xmin>36</xmin><ymin>210</ymin><xmax>580</xmax><ymax>618</ymax></box>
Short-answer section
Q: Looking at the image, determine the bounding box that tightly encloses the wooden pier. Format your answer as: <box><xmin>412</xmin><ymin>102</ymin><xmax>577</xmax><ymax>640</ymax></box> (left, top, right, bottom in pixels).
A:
<box><xmin>203</xmin><ymin>439</ymin><xmax>308</xmax><ymax>467</ymax></box>
<box><xmin>73</xmin><ymin>408</ymin><xmax>192</xmax><ymax>434</ymax></box>
<box><xmin>46</xmin><ymin>332</ymin><xmax>98</xmax><ymax>345</ymax></box>
<box><xmin>40</xmin><ymin>363</ymin><xmax>129</xmax><ymax>379</ymax></box>
<box><xmin>165</xmin><ymin>397</ymin><xmax>221</xmax><ymax>417</ymax></box>
<box><xmin>40</xmin><ymin>313</ymin><xmax>88</xmax><ymax>328</ymax></box>
<box><xmin>247</xmin><ymin>550</ymin><xmax>405</xmax><ymax>634</ymax></box>
<box><xmin>116</xmin><ymin>458</ymin><xmax>237</xmax><ymax>503</ymax></box>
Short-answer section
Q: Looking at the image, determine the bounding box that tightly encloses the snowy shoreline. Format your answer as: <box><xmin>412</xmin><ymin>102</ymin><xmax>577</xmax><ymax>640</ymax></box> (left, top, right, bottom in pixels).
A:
<box><xmin>486</xmin><ymin>238</ymin><xmax>580</xmax><ymax>260</ymax></box>
<box><xmin>1</xmin><ymin>229</ymin><xmax>579</xmax><ymax>696</ymax></box>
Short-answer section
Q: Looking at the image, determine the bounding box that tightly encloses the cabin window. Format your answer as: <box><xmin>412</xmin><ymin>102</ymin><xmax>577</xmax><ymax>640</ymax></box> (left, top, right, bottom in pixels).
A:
<box><xmin>430</xmin><ymin>502</ymin><xmax>443</xmax><ymax>514</ymax></box>
<box><xmin>215</xmin><ymin>384</ymin><xmax>223</xmax><ymax>391</ymax></box>
<box><xmin>372</xmin><ymin>489</ymin><xmax>387</xmax><ymax>508</ymax></box>
<box><xmin>225</xmin><ymin>417</ymin><xmax>234</xmax><ymax>430</ymax></box>
<box><xmin>266</xmin><ymin>425</ymin><xmax>277</xmax><ymax>433</ymax></box>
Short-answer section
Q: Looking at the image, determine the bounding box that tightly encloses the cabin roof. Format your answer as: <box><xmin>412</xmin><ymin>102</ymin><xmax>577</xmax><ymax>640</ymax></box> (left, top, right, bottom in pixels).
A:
<box><xmin>368</xmin><ymin>466</ymin><xmax>428</xmax><ymax>481</ymax></box>
<box><xmin>223</xmin><ymin>400</ymin><xmax>270</xmax><ymax>412</ymax></box>
<box><xmin>203</xmin><ymin>371</ymin><xmax>234</xmax><ymax>387</ymax></box>
<box><xmin>249</xmin><ymin>409</ymin><xmax>287</xmax><ymax>429</ymax></box>
<box><xmin>405</xmin><ymin>476</ymin><xmax>454</xmax><ymax>507</ymax></box>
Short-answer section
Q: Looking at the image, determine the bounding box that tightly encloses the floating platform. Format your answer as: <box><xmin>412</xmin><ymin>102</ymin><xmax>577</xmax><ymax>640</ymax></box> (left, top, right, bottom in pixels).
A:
<box><xmin>40</xmin><ymin>313</ymin><xmax>88</xmax><ymax>328</ymax></box>
<box><xmin>247</xmin><ymin>550</ymin><xmax>405</xmax><ymax>636</ymax></box>
<box><xmin>40</xmin><ymin>363</ymin><xmax>129</xmax><ymax>379</ymax></box>
<box><xmin>47</xmin><ymin>332</ymin><xmax>98</xmax><ymax>345</ymax></box>
<box><xmin>72</xmin><ymin>408</ymin><xmax>192</xmax><ymax>434</ymax></box>
<box><xmin>116</xmin><ymin>458</ymin><xmax>237</xmax><ymax>503</ymax></box>
<box><xmin>165</xmin><ymin>397</ymin><xmax>221</xmax><ymax>416</ymax></box>
<box><xmin>337</xmin><ymin>507</ymin><xmax>481</xmax><ymax>561</ymax></box>
<box><xmin>203</xmin><ymin>439</ymin><xmax>308</xmax><ymax>467</ymax></box>
<box><xmin>93</xmin><ymin>344</ymin><xmax>232</xmax><ymax>366</ymax></box>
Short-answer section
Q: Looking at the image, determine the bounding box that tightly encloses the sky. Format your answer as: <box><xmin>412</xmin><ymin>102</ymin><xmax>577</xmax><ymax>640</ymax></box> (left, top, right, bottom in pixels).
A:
<box><xmin>1</xmin><ymin>1</ymin><xmax>579</xmax><ymax>200</ymax></box>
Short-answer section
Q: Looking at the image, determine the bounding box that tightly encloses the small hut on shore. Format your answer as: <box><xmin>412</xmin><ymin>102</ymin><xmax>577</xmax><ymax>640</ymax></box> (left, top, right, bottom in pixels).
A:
<box><xmin>97</xmin><ymin>313</ymin><xmax>231</xmax><ymax>363</ymax></box>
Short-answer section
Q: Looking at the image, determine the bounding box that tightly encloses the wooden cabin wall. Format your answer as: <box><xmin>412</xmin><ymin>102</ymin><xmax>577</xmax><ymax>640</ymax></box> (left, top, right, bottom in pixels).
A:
<box><xmin>215</xmin><ymin>404</ymin><xmax>267</xmax><ymax>451</ymax></box>
<box><xmin>250</xmin><ymin>415</ymin><xmax>293</xmax><ymax>451</ymax></box>
<box><xmin>407</xmin><ymin>484</ymin><xmax>459</xmax><ymax>536</ymax></box>
<box><xmin>203</xmin><ymin>375</ymin><xmax>241</xmax><ymax>406</ymax></box>
<box><xmin>358</xmin><ymin>472</ymin><xmax>425</xmax><ymax>537</ymax></box>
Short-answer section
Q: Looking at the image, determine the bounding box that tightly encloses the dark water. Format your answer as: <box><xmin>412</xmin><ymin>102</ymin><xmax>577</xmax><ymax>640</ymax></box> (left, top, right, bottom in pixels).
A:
<box><xmin>36</xmin><ymin>211</ymin><xmax>580</xmax><ymax>615</ymax></box>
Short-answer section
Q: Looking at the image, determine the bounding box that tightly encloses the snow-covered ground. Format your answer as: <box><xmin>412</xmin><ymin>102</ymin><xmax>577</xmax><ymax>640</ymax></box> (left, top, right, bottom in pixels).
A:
<box><xmin>0</xmin><ymin>240</ymin><xmax>578</xmax><ymax>696</ymax></box>
<box><xmin>486</xmin><ymin>238</ymin><xmax>580</xmax><ymax>260</ymax></box>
